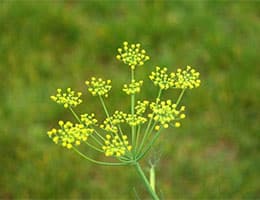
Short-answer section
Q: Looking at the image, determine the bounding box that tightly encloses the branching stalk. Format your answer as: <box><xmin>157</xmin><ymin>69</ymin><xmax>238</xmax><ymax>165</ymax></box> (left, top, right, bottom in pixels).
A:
<box><xmin>135</xmin><ymin>162</ymin><xmax>160</xmax><ymax>200</ymax></box>
<box><xmin>73</xmin><ymin>147</ymin><xmax>132</xmax><ymax>166</ymax></box>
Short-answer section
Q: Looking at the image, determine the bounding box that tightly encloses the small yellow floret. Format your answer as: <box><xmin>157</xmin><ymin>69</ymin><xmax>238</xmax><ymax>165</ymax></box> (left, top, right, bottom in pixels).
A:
<box><xmin>58</xmin><ymin>120</ymin><xmax>64</xmax><ymax>126</ymax></box>
<box><xmin>180</xmin><ymin>114</ymin><xmax>186</xmax><ymax>119</ymax></box>
<box><xmin>163</xmin><ymin>124</ymin><xmax>169</xmax><ymax>128</ymax></box>
<box><xmin>175</xmin><ymin>122</ymin><xmax>181</xmax><ymax>128</ymax></box>
<box><xmin>155</xmin><ymin>125</ymin><xmax>160</xmax><ymax>130</ymax></box>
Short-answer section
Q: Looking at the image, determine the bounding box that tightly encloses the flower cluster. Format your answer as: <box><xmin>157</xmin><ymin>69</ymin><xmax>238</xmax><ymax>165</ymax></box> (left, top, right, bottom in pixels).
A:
<box><xmin>149</xmin><ymin>100</ymin><xmax>186</xmax><ymax>130</ymax></box>
<box><xmin>100</xmin><ymin>111</ymin><xmax>126</xmax><ymax>133</ymax></box>
<box><xmin>102</xmin><ymin>134</ymin><xmax>132</xmax><ymax>157</ymax></box>
<box><xmin>80</xmin><ymin>113</ymin><xmax>98</xmax><ymax>126</ymax></box>
<box><xmin>149</xmin><ymin>66</ymin><xmax>201</xmax><ymax>90</ymax></box>
<box><xmin>149</xmin><ymin>67</ymin><xmax>175</xmax><ymax>90</ymax></box>
<box><xmin>173</xmin><ymin>66</ymin><xmax>201</xmax><ymax>89</ymax></box>
<box><xmin>47</xmin><ymin>41</ymin><xmax>201</xmax><ymax>171</ymax></box>
<box><xmin>100</xmin><ymin>123</ymin><xmax>118</xmax><ymax>134</ymax></box>
<box><xmin>85</xmin><ymin>77</ymin><xmax>112</xmax><ymax>97</ymax></box>
<box><xmin>123</xmin><ymin>80</ymin><xmax>143</xmax><ymax>95</ymax></box>
<box><xmin>135</xmin><ymin>100</ymin><xmax>149</xmax><ymax>115</ymax></box>
<box><xmin>125</xmin><ymin>114</ymin><xmax>147</xmax><ymax>127</ymax></box>
<box><xmin>116</xmin><ymin>42</ymin><xmax>150</xmax><ymax>69</ymax></box>
<box><xmin>47</xmin><ymin>121</ymin><xmax>93</xmax><ymax>149</ymax></box>
<box><xmin>50</xmin><ymin>88</ymin><xmax>82</xmax><ymax>108</ymax></box>
<box><xmin>108</xmin><ymin>111</ymin><xmax>127</xmax><ymax>125</ymax></box>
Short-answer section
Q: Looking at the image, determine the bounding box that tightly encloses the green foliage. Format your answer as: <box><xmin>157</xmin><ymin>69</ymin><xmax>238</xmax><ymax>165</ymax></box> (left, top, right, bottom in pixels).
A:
<box><xmin>0</xmin><ymin>0</ymin><xmax>259</xmax><ymax>199</ymax></box>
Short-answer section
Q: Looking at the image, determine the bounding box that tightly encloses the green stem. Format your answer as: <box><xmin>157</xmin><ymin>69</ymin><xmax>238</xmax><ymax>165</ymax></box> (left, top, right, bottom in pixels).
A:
<box><xmin>176</xmin><ymin>89</ymin><xmax>186</xmax><ymax>107</ymax></box>
<box><xmin>73</xmin><ymin>147</ymin><xmax>132</xmax><ymax>166</ymax></box>
<box><xmin>137</xmin><ymin>129</ymin><xmax>162</xmax><ymax>161</ymax></box>
<box><xmin>92</xmin><ymin>129</ymin><xmax>105</xmax><ymax>142</ymax></box>
<box><xmin>135</xmin><ymin>162</ymin><xmax>160</xmax><ymax>200</ymax></box>
<box><xmin>150</xmin><ymin>165</ymin><xmax>156</xmax><ymax>192</ymax></box>
<box><xmin>131</xmin><ymin>68</ymin><xmax>136</xmax><ymax>154</ymax></box>
<box><xmin>90</xmin><ymin>134</ymin><xmax>103</xmax><ymax>146</ymax></box>
<box><xmin>98</xmin><ymin>95</ymin><xmax>110</xmax><ymax>118</ymax></box>
<box><xmin>137</xmin><ymin>121</ymin><xmax>157</xmax><ymax>157</ymax></box>
<box><xmin>69</xmin><ymin>106</ymin><xmax>81</xmax><ymax>123</ymax></box>
<box><xmin>135</xmin><ymin>124</ymin><xmax>141</xmax><ymax>158</ymax></box>
<box><xmin>138</xmin><ymin>89</ymin><xmax>162</xmax><ymax>154</ymax></box>
<box><xmin>98</xmin><ymin>95</ymin><xmax>118</xmax><ymax>138</ymax></box>
<box><xmin>84</xmin><ymin>141</ymin><xmax>103</xmax><ymax>153</ymax></box>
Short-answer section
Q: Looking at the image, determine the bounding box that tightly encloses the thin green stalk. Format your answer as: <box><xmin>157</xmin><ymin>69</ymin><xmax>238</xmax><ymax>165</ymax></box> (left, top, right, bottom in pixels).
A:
<box><xmin>134</xmin><ymin>124</ymin><xmax>141</xmax><ymax>158</ymax></box>
<box><xmin>93</xmin><ymin>129</ymin><xmax>105</xmax><ymax>142</ymax></box>
<box><xmin>118</xmin><ymin>155</ymin><xmax>131</xmax><ymax>162</ymax></box>
<box><xmin>137</xmin><ymin>121</ymin><xmax>157</xmax><ymax>156</ymax></box>
<box><xmin>98</xmin><ymin>96</ymin><xmax>120</xmax><ymax>139</ymax></box>
<box><xmin>73</xmin><ymin>147</ymin><xmax>132</xmax><ymax>166</ymax></box>
<box><xmin>131</xmin><ymin>94</ymin><xmax>136</xmax><ymax>149</ymax></box>
<box><xmin>89</xmin><ymin>134</ymin><xmax>103</xmax><ymax>146</ymax></box>
<box><xmin>69</xmin><ymin>106</ymin><xmax>81</xmax><ymax>123</ymax></box>
<box><xmin>98</xmin><ymin>95</ymin><xmax>110</xmax><ymax>118</ymax></box>
<box><xmin>147</xmin><ymin>121</ymin><xmax>157</xmax><ymax>137</ymax></box>
<box><xmin>138</xmin><ymin>89</ymin><xmax>162</xmax><ymax>154</ymax></box>
<box><xmin>150</xmin><ymin>165</ymin><xmax>156</xmax><ymax>192</ymax></box>
<box><xmin>131</xmin><ymin>68</ymin><xmax>136</xmax><ymax>154</ymax></box>
<box><xmin>135</xmin><ymin>162</ymin><xmax>160</xmax><ymax>200</ymax></box>
<box><xmin>137</xmin><ymin>129</ymin><xmax>162</xmax><ymax>161</ymax></box>
<box><xmin>176</xmin><ymin>89</ymin><xmax>186</xmax><ymax>107</ymax></box>
<box><xmin>84</xmin><ymin>141</ymin><xmax>104</xmax><ymax>153</ymax></box>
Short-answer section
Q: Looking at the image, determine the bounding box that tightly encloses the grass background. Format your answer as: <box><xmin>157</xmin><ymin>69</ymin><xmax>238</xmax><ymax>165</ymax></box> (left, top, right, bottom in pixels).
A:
<box><xmin>0</xmin><ymin>0</ymin><xmax>259</xmax><ymax>199</ymax></box>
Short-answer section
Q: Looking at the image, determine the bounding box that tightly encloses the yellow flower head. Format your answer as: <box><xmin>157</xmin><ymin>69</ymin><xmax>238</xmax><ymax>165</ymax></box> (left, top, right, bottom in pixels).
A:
<box><xmin>80</xmin><ymin>113</ymin><xmax>98</xmax><ymax>126</ymax></box>
<box><xmin>125</xmin><ymin>114</ymin><xmax>147</xmax><ymax>127</ymax></box>
<box><xmin>123</xmin><ymin>80</ymin><xmax>143</xmax><ymax>95</ymax></box>
<box><xmin>102</xmin><ymin>134</ymin><xmax>132</xmax><ymax>157</ymax></box>
<box><xmin>50</xmin><ymin>88</ymin><xmax>82</xmax><ymax>108</ymax></box>
<box><xmin>100</xmin><ymin>110</ymin><xmax>127</xmax><ymax>133</ymax></box>
<box><xmin>47</xmin><ymin>121</ymin><xmax>94</xmax><ymax>149</ymax></box>
<box><xmin>116</xmin><ymin>41</ymin><xmax>150</xmax><ymax>69</ymax></box>
<box><xmin>149</xmin><ymin>66</ymin><xmax>175</xmax><ymax>90</ymax></box>
<box><xmin>173</xmin><ymin>66</ymin><xmax>201</xmax><ymax>89</ymax></box>
<box><xmin>85</xmin><ymin>77</ymin><xmax>112</xmax><ymax>97</ymax></box>
<box><xmin>149</xmin><ymin>100</ymin><xmax>185</xmax><ymax>129</ymax></box>
<box><xmin>135</xmin><ymin>100</ymin><xmax>149</xmax><ymax>115</ymax></box>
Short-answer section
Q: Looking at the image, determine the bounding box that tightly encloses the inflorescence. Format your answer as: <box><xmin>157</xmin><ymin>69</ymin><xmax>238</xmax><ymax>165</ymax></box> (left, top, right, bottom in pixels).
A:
<box><xmin>50</xmin><ymin>88</ymin><xmax>82</xmax><ymax>108</ymax></box>
<box><xmin>150</xmin><ymin>66</ymin><xmax>201</xmax><ymax>90</ymax></box>
<box><xmin>47</xmin><ymin>120</ymin><xmax>93</xmax><ymax>149</ymax></box>
<box><xmin>174</xmin><ymin>66</ymin><xmax>201</xmax><ymax>89</ymax></box>
<box><xmin>85</xmin><ymin>77</ymin><xmax>112</xmax><ymax>98</ymax></box>
<box><xmin>102</xmin><ymin>134</ymin><xmax>132</xmax><ymax>157</ymax></box>
<box><xmin>149</xmin><ymin>100</ymin><xmax>186</xmax><ymax>130</ymax></box>
<box><xmin>149</xmin><ymin>67</ymin><xmax>175</xmax><ymax>90</ymax></box>
<box><xmin>116</xmin><ymin>42</ymin><xmax>150</xmax><ymax>69</ymax></box>
<box><xmin>47</xmin><ymin>41</ymin><xmax>201</xmax><ymax>160</ymax></box>
<box><xmin>123</xmin><ymin>80</ymin><xmax>143</xmax><ymax>95</ymax></box>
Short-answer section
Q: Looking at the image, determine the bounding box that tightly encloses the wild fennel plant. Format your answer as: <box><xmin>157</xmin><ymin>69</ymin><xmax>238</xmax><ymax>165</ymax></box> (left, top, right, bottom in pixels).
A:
<box><xmin>47</xmin><ymin>41</ymin><xmax>201</xmax><ymax>199</ymax></box>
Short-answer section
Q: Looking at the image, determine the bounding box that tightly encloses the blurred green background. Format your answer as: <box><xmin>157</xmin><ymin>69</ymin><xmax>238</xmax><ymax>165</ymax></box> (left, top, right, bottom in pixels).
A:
<box><xmin>0</xmin><ymin>0</ymin><xmax>259</xmax><ymax>199</ymax></box>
